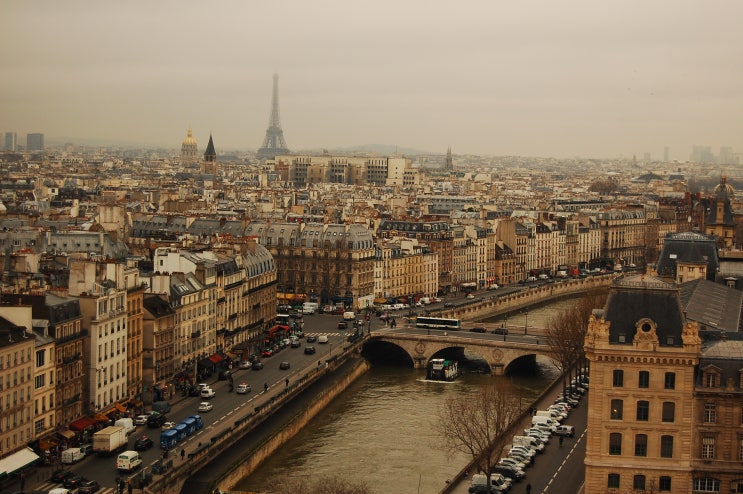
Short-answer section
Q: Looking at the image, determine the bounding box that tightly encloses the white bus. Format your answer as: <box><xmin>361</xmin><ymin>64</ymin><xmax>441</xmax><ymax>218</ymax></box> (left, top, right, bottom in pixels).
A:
<box><xmin>415</xmin><ymin>317</ymin><xmax>462</xmax><ymax>330</ymax></box>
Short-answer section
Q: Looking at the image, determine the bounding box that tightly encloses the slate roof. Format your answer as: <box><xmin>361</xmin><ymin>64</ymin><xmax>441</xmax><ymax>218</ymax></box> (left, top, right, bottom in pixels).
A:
<box><xmin>655</xmin><ymin>232</ymin><xmax>719</xmax><ymax>280</ymax></box>
<box><xmin>603</xmin><ymin>275</ymin><xmax>685</xmax><ymax>347</ymax></box>
<box><xmin>697</xmin><ymin>338</ymin><xmax>743</xmax><ymax>390</ymax></box>
<box><xmin>678</xmin><ymin>278</ymin><xmax>742</xmax><ymax>332</ymax></box>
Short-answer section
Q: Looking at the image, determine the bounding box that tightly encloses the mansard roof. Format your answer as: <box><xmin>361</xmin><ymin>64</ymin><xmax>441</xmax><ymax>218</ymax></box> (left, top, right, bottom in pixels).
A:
<box><xmin>603</xmin><ymin>275</ymin><xmax>685</xmax><ymax>347</ymax></box>
<box><xmin>679</xmin><ymin>278</ymin><xmax>743</xmax><ymax>332</ymax></box>
<box><xmin>655</xmin><ymin>231</ymin><xmax>719</xmax><ymax>280</ymax></box>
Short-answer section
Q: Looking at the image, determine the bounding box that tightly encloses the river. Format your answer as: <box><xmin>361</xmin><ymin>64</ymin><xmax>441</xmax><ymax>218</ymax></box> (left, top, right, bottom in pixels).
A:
<box><xmin>237</xmin><ymin>298</ymin><xmax>574</xmax><ymax>494</ymax></box>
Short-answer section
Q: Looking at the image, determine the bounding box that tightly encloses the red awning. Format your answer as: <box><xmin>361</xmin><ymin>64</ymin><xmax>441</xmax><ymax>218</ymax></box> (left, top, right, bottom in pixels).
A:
<box><xmin>69</xmin><ymin>417</ymin><xmax>96</xmax><ymax>431</ymax></box>
<box><xmin>209</xmin><ymin>354</ymin><xmax>223</xmax><ymax>364</ymax></box>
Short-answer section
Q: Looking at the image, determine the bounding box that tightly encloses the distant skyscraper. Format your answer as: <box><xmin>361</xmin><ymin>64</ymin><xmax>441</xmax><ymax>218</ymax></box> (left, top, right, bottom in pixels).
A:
<box><xmin>4</xmin><ymin>132</ymin><xmax>17</xmax><ymax>151</ymax></box>
<box><xmin>181</xmin><ymin>127</ymin><xmax>198</xmax><ymax>164</ymax></box>
<box><xmin>257</xmin><ymin>73</ymin><xmax>290</xmax><ymax>160</ymax></box>
<box><xmin>26</xmin><ymin>133</ymin><xmax>44</xmax><ymax>151</ymax></box>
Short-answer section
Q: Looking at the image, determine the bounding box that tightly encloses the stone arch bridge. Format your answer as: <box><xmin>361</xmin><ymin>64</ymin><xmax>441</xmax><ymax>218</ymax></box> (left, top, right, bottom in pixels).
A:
<box><xmin>368</xmin><ymin>331</ymin><xmax>556</xmax><ymax>375</ymax></box>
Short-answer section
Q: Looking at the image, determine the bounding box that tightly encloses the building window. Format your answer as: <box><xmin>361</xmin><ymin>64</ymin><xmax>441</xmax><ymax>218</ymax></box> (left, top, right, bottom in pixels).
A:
<box><xmin>610</xmin><ymin>399</ymin><xmax>623</xmax><ymax>420</ymax></box>
<box><xmin>704</xmin><ymin>372</ymin><xmax>718</xmax><ymax>388</ymax></box>
<box><xmin>609</xmin><ymin>432</ymin><xmax>622</xmax><ymax>455</ymax></box>
<box><xmin>738</xmin><ymin>438</ymin><xmax>743</xmax><ymax>461</ymax></box>
<box><xmin>664</xmin><ymin>372</ymin><xmax>675</xmax><ymax>389</ymax></box>
<box><xmin>662</xmin><ymin>402</ymin><xmax>675</xmax><ymax>422</ymax></box>
<box><xmin>693</xmin><ymin>477</ymin><xmax>720</xmax><ymax>492</ymax></box>
<box><xmin>607</xmin><ymin>473</ymin><xmax>620</xmax><ymax>489</ymax></box>
<box><xmin>661</xmin><ymin>435</ymin><xmax>674</xmax><ymax>458</ymax></box>
<box><xmin>659</xmin><ymin>476</ymin><xmax>672</xmax><ymax>492</ymax></box>
<box><xmin>702</xmin><ymin>436</ymin><xmax>715</xmax><ymax>459</ymax></box>
<box><xmin>634</xmin><ymin>434</ymin><xmax>647</xmax><ymax>456</ymax></box>
<box><xmin>638</xmin><ymin>370</ymin><xmax>650</xmax><ymax>388</ymax></box>
<box><xmin>704</xmin><ymin>403</ymin><xmax>717</xmax><ymax>423</ymax></box>
<box><xmin>35</xmin><ymin>350</ymin><xmax>45</xmax><ymax>368</ymax></box>
<box><xmin>633</xmin><ymin>475</ymin><xmax>646</xmax><ymax>490</ymax></box>
<box><xmin>613</xmin><ymin>369</ymin><xmax>623</xmax><ymax>387</ymax></box>
<box><xmin>636</xmin><ymin>400</ymin><xmax>649</xmax><ymax>421</ymax></box>
<box><xmin>731</xmin><ymin>479</ymin><xmax>743</xmax><ymax>493</ymax></box>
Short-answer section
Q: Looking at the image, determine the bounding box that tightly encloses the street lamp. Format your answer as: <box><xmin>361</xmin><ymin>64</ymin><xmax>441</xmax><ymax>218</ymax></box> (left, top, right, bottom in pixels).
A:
<box><xmin>524</xmin><ymin>310</ymin><xmax>529</xmax><ymax>335</ymax></box>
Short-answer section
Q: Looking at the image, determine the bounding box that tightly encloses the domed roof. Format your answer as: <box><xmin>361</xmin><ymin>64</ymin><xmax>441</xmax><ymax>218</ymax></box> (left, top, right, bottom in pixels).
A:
<box><xmin>182</xmin><ymin>128</ymin><xmax>197</xmax><ymax>146</ymax></box>
<box><xmin>713</xmin><ymin>175</ymin><xmax>734</xmax><ymax>200</ymax></box>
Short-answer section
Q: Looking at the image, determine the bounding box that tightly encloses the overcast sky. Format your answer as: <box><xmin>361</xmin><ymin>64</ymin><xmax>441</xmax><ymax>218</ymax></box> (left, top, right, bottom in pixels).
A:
<box><xmin>2</xmin><ymin>0</ymin><xmax>742</xmax><ymax>160</ymax></box>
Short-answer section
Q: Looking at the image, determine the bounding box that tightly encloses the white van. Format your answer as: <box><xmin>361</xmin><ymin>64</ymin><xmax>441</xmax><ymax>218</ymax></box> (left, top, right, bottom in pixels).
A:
<box><xmin>535</xmin><ymin>410</ymin><xmax>561</xmax><ymax>422</ymax></box>
<box><xmin>116</xmin><ymin>450</ymin><xmax>143</xmax><ymax>472</ymax></box>
<box><xmin>49</xmin><ymin>489</ymin><xmax>71</xmax><ymax>494</ymax></box>
<box><xmin>512</xmin><ymin>435</ymin><xmax>544</xmax><ymax>452</ymax></box>
<box><xmin>115</xmin><ymin>417</ymin><xmax>135</xmax><ymax>436</ymax></box>
<box><xmin>343</xmin><ymin>311</ymin><xmax>355</xmax><ymax>321</ymax></box>
<box><xmin>61</xmin><ymin>447</ymin><xmax>85</xmax><ymax>464</ymax></box>
<box><xmin>531</xmin><ymin>415</ymin><xmax>558</xmax><ymax>430</ymax></box>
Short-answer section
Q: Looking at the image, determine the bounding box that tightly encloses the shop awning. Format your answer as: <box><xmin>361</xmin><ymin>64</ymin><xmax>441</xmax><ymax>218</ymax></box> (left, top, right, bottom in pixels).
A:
<box><xmin>69</xmin><ymin>417</ymin><xmax>96</xmax><ymax>431</ymax></box>
<box><xmin>94</xmin><ymin>413</ymin><xmax>109</xmax><ymax>422</ymax></box>
<box><xmin>0</xmin><ymin>447</ymin><xmax>40</xmax><ymax>477</ymax></box>
<box><xmin>114</xmin><ymin>403</ymin><xmax>126</xmax><ymax>413</ymax></box>
<box><xmin>57</xmin><ymin>430</ymin><xmax>75</xmax><ymax>440</ymax></box>
<box><xmin>198</xmin><ymin>357</ymin><xmax>213</xmax><ymax>369</ymax></box>
<box><xmin>209</xmin><ymin>354</ymin><xmax>223</xmax><ymax>364</ymax></box>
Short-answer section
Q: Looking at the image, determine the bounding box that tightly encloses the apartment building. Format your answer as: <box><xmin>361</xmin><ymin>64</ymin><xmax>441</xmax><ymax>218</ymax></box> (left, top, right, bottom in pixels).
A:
<box><xmin>584</xmin><ymin>276</ymin><xmax>701</xmax><ymax>493</ymax></box>
<box><xmin>374</xmin><ymin>238</ymin><xmax>439</xmax><ymax>302</ymax></box>
<box><xmin>0</xmin><ymin>306</ymin><xmax>36</xmax><ymax>459</ymax></box>
<box><xmin>247</xmin><ymin>221</ymin><xmax>375</xmax><ymax>310</ymax></box>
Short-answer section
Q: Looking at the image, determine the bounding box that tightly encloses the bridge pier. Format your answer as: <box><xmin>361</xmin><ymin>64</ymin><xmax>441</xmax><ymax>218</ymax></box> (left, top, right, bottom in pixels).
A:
<box><xmin>413</xmin><ymin>357</ymin><xmax>427</xmax><ymax>369</ymax></box>
<box><xmin>490</xmin><ymin>363</ymin><xmax>505</xmax><ymax>376</ymax></box>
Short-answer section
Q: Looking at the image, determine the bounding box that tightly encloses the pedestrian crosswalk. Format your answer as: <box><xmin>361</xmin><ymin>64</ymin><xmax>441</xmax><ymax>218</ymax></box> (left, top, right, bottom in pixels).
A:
<box><xmin>35</xmin><ymin>481</ymin><xmax>118</xmax><ymax>493</ymax></box>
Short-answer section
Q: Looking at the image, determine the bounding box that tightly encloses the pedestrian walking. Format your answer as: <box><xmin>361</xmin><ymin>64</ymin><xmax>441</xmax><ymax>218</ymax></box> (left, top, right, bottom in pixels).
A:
<box><xmin>285</xmin><ymin>378</ymin><xmax>289</xmax><ymax>387</ymax></box>
<box><xmin>264</xmin><ymin>382</ymin><xmax>268</xmax><ymax>392</ymax></box>
<box><xmin>526</xmin><ymin>483</ymin><xmax>532</xmax><ymax>494</ymax></box>
<box><xmin>180</xmin><ymin>448</ymin><xmax>185</xmax><ymax>460</ymax></box>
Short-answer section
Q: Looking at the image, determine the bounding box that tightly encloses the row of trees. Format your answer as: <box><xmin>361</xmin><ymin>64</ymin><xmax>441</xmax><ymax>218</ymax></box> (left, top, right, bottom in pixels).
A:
<box><xmin>435</xmin><ymin>289</ymin><xmax>607</xmax><ymax>480</ymax></box>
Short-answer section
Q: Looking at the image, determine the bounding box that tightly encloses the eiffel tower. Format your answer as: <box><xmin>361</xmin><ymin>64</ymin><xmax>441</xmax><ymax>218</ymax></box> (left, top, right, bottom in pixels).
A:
<box><xmin>257</xmin><ymin>73</ymin><xmax>290</xmax><ymax>159</ymax></box>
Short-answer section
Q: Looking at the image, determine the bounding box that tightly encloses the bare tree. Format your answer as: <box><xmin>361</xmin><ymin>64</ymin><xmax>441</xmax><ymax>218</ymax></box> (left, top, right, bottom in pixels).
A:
<box><xmin>435</xmin><ymin>383</ymin><xmax>522</xmax><ymax>478</ymax></box>
<box><xmin>546</xmin><ymin>288</ymin><xmax>608</xmax><ymax>397</ymax></box>
<box><xmin>271</xmin><ymin>474</ymin><xmax>374</xmax><ymax>494</ymax></box>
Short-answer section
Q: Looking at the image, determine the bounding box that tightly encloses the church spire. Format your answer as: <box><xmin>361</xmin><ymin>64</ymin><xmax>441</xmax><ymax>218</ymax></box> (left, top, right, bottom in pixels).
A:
<box><xmin>204</xmin><ymin>134</ymin><xmax>216</xmax><ymax>162</ymax></box>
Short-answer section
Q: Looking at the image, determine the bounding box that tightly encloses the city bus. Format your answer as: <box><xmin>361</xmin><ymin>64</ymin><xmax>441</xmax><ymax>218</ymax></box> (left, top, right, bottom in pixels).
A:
<box><xmin>415</xmin><ymin>317</ymin><xmax>461</xmax><ymax>330</ymax></box>
<box><xmin>275</xmin><ymin>314</ymin><xmax>291</xmax><ymax>326</ymax></box>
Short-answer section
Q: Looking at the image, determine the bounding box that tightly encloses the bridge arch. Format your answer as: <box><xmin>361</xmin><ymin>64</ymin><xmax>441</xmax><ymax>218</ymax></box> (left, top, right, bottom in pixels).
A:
<box><xmin>368</xmin><ymin>332</ymin><xmax>555</xmax><ymax>376</ymax></box>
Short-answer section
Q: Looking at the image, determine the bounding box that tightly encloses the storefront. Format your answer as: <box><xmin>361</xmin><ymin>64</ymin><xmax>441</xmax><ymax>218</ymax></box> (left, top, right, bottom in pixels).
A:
<box><xmin>0</xmin><ymin>447</ymin><xmax>39</xmax><ymax>478</ymax></box>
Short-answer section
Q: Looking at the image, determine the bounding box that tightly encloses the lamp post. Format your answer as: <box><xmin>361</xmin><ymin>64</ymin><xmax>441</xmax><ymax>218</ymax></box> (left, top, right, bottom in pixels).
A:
<box><xmin>524</xmin><ymin>310</ymin><xmax>529</xmax><ymax>335</ymax></box>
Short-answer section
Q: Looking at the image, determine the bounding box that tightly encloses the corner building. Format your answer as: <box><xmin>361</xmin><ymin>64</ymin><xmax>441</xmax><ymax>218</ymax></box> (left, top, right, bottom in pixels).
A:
<box><xmin>584</xmin><ymin>275</ymin><xmax>701</xmax><ymax>493</ymax></box>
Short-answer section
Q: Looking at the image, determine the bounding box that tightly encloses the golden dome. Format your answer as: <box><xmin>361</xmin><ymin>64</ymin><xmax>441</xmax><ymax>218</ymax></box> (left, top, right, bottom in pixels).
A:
<box><xmin>182</xmin><ymin>127</ymin><xmax>197</xmax><ymax>146</ymax></box>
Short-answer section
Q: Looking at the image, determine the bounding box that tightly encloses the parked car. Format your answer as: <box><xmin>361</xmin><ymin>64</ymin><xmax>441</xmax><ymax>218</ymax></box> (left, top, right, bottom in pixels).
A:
<box><xmin>51</xmin><ymin>469</ymin><xmax>74</xmax><ymax>483</ymax></box>
<box><xmin>134</xmin><ymin>436</ymin><xmax>154</xmax><ymax>451</ymax></box>
<box><xmin>198</xmin><ymin>402</ymin><xmax>213</xmax><ymax>412</ymax></box>
<box><xmin>279</xmin><ymin>361</ymin><xmax>291</xmax><ymax>370</ymax></box>
<box><xmin>79</xmin><ymin>443</ymin><xmax>94</xmax><ymax>457</ymax></box>
<box><xmin>78</xmin><ymin>479</ymin><xmax>101</xmax><ymax>494</ymax></box>
<box><xmin>236</xmin><ymin>382</ymin><xmax>251</xmax><ymax>394</ymax></box>
<box><xmin>134</xmin><ymin>414</ymin><xmax>149</xmax><ymax>425</ymax></box>
<box><xmin>304</xmin><ymin>346</ymin><xmax>316</xmax><ymax>355</ymax></box>
<box><xmin>63</xmin><ymin>474</ymin><xmax>86</xmax><ymax>489</ymax></box>
<box><xmin>200</xmin><ymin>387</ymin><xmax>216</xmax><ymax>399</ymax></box>
<box><xmin>469</xmin><ymin>326</ymin><xmax>486</xmax><ymax>333</ymax></box>
<box><xmin>554</xmin><ymin>425</ymin><xmax>575</xmax><ymax>437</ymax></box>
<box><xmin>239</xmin><ymin>360</ymin><xmax>251</xmax><ymax>369</ymax></box>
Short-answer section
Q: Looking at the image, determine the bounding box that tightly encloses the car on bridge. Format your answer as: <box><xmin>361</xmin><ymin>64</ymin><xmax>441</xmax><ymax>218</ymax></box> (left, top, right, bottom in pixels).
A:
<box><xmin>469</xmin><ymin>326</ymin><xmax>486</xmax><ymax>333</ymax></box>
<box><xmin>492</xmin><ymin>327</ymin><xmax>508</xmax><ymax>335</ymax></box>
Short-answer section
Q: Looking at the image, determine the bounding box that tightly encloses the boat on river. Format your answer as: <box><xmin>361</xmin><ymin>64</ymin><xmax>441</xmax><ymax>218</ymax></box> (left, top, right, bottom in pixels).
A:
<box><xmin>427</xmin><ymin>358</ymin><xmax>460</xmax><ymax>381</ymax></box>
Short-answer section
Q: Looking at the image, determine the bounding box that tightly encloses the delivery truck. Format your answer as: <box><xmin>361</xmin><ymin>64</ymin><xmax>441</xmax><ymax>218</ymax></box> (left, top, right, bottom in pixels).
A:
<box><xmin>93</xmin><ymin>425</ymin><xmax>128</xmax><ymax>456</ymax></box>
<box><xmin>61</xmin><ymin>447</ymin><xmax>85</xmax><ymax>464</ymax></box>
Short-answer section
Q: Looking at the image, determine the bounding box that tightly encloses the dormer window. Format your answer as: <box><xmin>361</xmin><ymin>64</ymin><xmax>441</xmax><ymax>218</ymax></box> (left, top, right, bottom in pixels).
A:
<box><xmin>704</xmin><ymin>372</ymin><xmax>719</xmax><ymax>388</ymax></box>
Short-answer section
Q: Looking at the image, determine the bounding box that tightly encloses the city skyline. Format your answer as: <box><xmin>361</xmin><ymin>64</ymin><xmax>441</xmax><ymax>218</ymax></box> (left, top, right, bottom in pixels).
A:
<box><xmin>1</xmin><ymin>0</ymin><xmax>742</xmax><ymax>160</ymax></box>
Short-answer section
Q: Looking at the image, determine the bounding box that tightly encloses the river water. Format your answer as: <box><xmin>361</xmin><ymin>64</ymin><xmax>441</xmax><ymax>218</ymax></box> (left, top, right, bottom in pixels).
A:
<box><xmin>237</xmin><ymin>299</ymin><xmax>573</xmax><ymax>494</ymax></box>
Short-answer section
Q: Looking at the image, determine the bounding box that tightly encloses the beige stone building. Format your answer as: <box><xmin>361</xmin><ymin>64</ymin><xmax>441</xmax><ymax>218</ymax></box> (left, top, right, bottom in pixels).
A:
<box><xmin>374</xmin><ymin>238</ymin><xmax>439</xmax><ymax>302</ymax></box>
<box><xmin>584</xmin><ymin>276</ymin><xmax>702</xmax><ymax>493</ymax></box>
<box><xmin>0</xmin><ymin>306</ymin><xmax>36</xmax><ymax>459</ymax></box>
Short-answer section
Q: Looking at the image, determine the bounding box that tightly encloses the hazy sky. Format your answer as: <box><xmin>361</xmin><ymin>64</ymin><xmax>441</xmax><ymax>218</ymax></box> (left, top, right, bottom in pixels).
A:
<box><xmin>2</xmin><ymin>1</ymin><xmax>742</xmax><ymax>159</ymax></box>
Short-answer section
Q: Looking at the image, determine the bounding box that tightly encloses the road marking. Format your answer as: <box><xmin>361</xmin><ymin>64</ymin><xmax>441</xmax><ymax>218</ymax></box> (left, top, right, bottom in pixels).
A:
<box><xmin>541</xmin><ymin>428</ymin><xmax>586</xmax><ymax>493</ymax></box>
